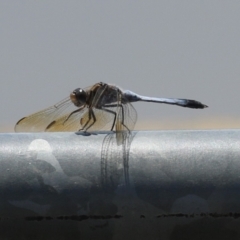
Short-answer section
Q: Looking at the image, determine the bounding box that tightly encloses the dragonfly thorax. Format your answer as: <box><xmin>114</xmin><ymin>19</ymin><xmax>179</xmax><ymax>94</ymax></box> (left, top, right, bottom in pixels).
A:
<box><xmin>70</xmin><ymin>88</ymin><xmax>87</xmax><ymax>107</ymax></box>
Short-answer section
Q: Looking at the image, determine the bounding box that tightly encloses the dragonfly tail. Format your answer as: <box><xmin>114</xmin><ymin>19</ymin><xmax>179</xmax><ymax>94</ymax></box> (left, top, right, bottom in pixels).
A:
<box><xmin>138</xmin><ymin>95</ymin><xmax>208</xmax><ymax>109</ymax></box>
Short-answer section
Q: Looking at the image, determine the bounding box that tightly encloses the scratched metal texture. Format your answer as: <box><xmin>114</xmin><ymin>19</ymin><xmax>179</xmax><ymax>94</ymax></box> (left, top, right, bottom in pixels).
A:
<box><xmin>0</xmin><ymin>130</ymin><xmax>240</xmax><ymax>239</ymax></box>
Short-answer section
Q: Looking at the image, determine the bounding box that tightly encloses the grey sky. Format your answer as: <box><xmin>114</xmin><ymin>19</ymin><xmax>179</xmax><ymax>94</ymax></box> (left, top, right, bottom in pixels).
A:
<box><xmin>1</xmin><ymin>1</ymin><xmax>239</xmax><ymax>131</ymax></box>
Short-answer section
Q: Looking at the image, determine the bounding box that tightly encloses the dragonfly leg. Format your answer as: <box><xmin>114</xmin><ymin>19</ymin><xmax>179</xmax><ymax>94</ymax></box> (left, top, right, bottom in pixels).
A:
<box><xmin>64</xmin><ymin>107</ymin><xmax>83</xmax><ymax>125</ymax></box>
<box><xmin>100</xmin><ymin>108</ymin><xmax>117</xmax><ymax>131</ymax></box>
<box><xmin>102</xmin><ymin>104</ymin><xmax>130</xmax><ymax>132</ymax></box>
<box><xmin>81</xmin><ymin>108</ymin><xmax>96</xmax><ymax>131</ymax></box>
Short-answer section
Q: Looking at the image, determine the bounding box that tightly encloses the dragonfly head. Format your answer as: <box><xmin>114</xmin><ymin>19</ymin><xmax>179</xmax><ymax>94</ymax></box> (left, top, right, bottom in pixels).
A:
<box><xmin>70</xmin><ymin>88</ymin><xmax>87</xmax><ymax>107</ymax></box>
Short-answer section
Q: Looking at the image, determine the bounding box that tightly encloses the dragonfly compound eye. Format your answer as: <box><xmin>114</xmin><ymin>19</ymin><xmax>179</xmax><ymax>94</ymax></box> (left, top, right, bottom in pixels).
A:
<box><xmin>70</xmin><ymin>88</ymin><xmax>87</xmax><ymax>107</ymax></box>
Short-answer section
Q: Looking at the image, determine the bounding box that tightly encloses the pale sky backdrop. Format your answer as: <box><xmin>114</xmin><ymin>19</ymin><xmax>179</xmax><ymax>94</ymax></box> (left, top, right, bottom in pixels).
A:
<box><xmin>1</xmin><ymin>1</ymin><xmax>240</xmax><ymax>132</ymax></box>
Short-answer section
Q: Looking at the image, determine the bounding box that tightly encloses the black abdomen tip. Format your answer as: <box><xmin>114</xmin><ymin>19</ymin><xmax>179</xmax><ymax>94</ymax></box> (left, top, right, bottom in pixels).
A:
<box><xmin>185</xmin><ymin>100</ymin><xmax>208</xmax><ymax>109</ymax></box>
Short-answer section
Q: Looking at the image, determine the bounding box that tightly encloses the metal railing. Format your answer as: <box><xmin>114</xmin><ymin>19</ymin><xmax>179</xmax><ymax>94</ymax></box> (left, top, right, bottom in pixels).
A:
<box><xmin>0</xmin><ymin>130</ymin><xmax>240</xmax><ymax>239</ymax></box>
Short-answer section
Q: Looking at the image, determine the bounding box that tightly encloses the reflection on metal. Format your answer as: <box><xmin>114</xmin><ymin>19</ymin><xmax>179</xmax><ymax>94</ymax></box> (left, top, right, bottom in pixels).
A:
<box><xmin>101</xmin><ymin>131</ymin><xmax>136</xmax><ymax>190</ymax></box>
<box><xmin>1</xmin><ymin>130</ymin><xmax>240</xmax><ymax>239</ymax></box>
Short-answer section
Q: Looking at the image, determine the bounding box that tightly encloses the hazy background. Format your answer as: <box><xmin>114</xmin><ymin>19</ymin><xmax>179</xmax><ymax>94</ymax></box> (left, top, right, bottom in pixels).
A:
<box><xmin>1</xmin><ymin>1</ymin><xmax>240</xmax><ymax>132</ymax></box>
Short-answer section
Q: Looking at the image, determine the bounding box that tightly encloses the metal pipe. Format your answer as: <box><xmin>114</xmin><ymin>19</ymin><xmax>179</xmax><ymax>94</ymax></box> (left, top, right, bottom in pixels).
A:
<box><xmin>1</xmin><ymin>130</ymin><xmax>240</xmax><ymax>239</ymax></box>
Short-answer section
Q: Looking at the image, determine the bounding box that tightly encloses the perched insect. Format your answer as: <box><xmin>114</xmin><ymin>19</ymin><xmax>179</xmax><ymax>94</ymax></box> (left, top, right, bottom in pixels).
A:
<box><xmin>15</xmin><ymin>82</ymin><xmax>208</xmax><ymax>135</ymax></box>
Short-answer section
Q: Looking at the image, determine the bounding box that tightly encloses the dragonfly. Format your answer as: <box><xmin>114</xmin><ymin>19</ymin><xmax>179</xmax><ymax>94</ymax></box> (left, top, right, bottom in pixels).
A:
<box><xmin>15</xmin><ymin>82</ymin><xmax>208</xmax><ymax>135</ymax></box>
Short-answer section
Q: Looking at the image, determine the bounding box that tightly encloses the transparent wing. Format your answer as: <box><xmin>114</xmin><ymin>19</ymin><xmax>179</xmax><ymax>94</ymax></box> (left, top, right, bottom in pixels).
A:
<box><xmin>45</xmin><ymin>107</ymin><xmax>88</xmax><ymax>132</ymax></box>
<box><xmin>15</xmin><ymin>97</ymin><xmax>79</xmax><ymax>132</ymax></box>
<box><xmin>116</xmin><ymin>100</ymin><xmax>137</xmax><ymax>132</ymax></box>
<box><xmin>80</xmin><ymin>107</ymin><xmax>118</xmax><ymax>132</ymax></box>
<box><xmin>115</xmin><ymin>99</ymin><xmax>137</xmax><ymax>145</ymax></box>
<box><xmin>91</xmin><ymin>83</ymin><xmax>108</xmax><ymax>107</ymax></box>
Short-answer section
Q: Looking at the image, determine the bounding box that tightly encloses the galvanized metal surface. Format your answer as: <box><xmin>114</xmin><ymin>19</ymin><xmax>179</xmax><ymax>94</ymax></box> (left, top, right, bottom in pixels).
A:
<box><xmin>0</xmin><ymin>130</ymin><xmax>240</xmax><ymax>239</ymax></box>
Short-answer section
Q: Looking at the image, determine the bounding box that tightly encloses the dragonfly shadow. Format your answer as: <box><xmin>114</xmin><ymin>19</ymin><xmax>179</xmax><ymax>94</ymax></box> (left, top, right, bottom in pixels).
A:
<box><xmin>100</xmin><ymin>131</ymin><xmax>137</xmax><ymax>193</ymax></box>
<box><xmin>74</xmin><ymin>130</ymin><xmax>113</xmax><ymax>136</ymax></box>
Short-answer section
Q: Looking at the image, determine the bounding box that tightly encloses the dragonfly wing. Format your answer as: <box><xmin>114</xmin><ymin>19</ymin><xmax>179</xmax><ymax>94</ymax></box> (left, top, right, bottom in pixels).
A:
<box><xmin>115</xmin><ymin>98</ymin><xmax>137</xmax><ymax>132</ymax></box>
<box><xmin>122</xmin><ymin>100</ymin><xmax>137</xmax><ymax>131</ymax></box>
<box><xmin>114</xmin><ymin>101</ymin><xmax>137</xmax><ymax>145</ymax></box>
<box><xmin>45</xmin><ymin>107</ymin><xmax>87</xmax><ymax>132</ymax></box>
<box><xmin>91</xmin><ymin>83</ymin><xmax>108</xmax><ymax>107</ymax></box>
<box><xmin>15</xmin><ymin>97</ymin><xmax>77</xmax><ymax>132</ymax></box>
<box><xmin>80</xmin><ymin>107</ymin><xmax>117</xmax><ymax>132</ymax></box>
